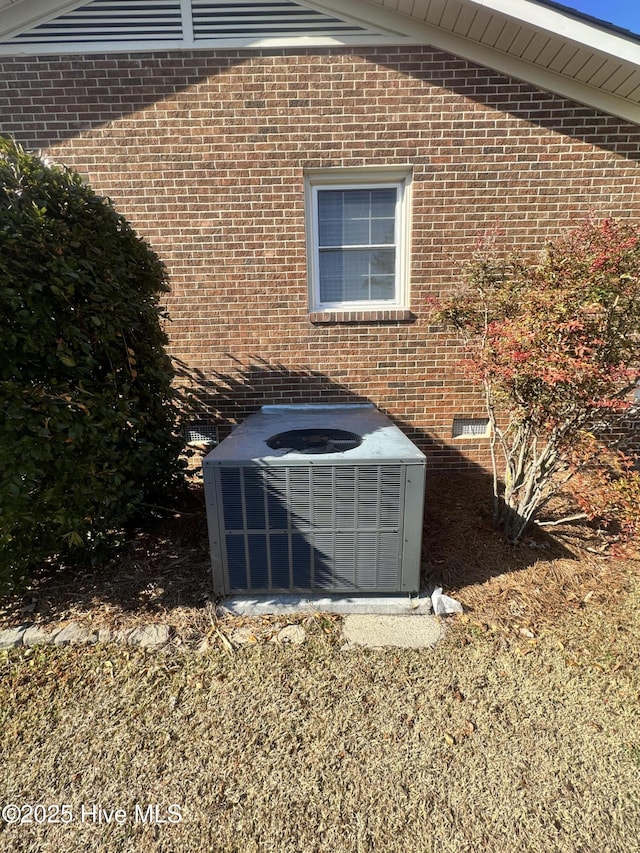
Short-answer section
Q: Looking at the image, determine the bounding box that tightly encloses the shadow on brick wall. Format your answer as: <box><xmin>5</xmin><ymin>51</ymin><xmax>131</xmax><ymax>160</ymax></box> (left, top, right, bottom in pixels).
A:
<box><xmin>2</xmin><ymin>49</ymin><xmax>638</xmax><ymax>164</ymax></box>
<box><xmin>174</xmin><ymin>355</ymin><xmax>480</xmax><ymax>466</ymax></box>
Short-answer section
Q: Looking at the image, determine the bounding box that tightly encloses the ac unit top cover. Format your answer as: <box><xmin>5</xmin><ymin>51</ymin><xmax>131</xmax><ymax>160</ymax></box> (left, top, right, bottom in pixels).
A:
<box><xmin>202</xmin><ymin>404</ymin><xmax>425</xmax><ymax>467</ymax></box>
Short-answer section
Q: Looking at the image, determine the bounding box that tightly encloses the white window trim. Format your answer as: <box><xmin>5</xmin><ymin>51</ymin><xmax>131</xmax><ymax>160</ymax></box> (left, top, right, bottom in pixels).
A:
<box><xmin>305</xmin><ymin>167</ymin><xmax>412</xmax><ymax>314</ymax></box>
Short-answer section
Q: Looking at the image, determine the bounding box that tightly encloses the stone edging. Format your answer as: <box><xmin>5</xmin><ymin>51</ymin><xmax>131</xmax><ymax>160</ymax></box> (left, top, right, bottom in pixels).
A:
<box><xmin>0</xmin><ymin>621</ymin><xmax>309</xmax><ymax>652</ymax></box>
<box><xmin>0</xmin><ymin>622</ymin><xmax>171</xmax><ymax>650</ymax></box>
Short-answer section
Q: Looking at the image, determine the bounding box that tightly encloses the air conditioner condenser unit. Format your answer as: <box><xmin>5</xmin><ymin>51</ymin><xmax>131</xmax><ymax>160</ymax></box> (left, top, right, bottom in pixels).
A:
<box><xmin>203</xmin><ymin>405</ymin><xmax>426</xmax><ymax>596</ymax></box>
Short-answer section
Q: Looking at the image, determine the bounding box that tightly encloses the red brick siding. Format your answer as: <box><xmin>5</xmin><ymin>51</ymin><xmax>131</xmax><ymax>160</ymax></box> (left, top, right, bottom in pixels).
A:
<box><xmin>1</xmin><ymin>47</ymin><xmax>639</xmax><ymax>469</ymax></box>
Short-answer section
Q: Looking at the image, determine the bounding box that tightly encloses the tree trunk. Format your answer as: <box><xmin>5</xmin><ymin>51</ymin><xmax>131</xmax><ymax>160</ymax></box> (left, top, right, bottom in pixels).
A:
<box><xmin>495</xmin><ymin>499</ymin><xmax>535</xmax><ymax>544</ymax></box>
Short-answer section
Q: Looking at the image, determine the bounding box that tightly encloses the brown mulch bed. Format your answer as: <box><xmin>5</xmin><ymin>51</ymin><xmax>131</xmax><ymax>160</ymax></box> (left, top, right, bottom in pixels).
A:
<box><xmin>423</xmin><ymin>470</ymin><xmax>638</xmax><ymax>634</ymax></box>
<box><xmin>0</xmin><ymin>485</ymin><xmax>214</xmax><ymax>640</ymax></box>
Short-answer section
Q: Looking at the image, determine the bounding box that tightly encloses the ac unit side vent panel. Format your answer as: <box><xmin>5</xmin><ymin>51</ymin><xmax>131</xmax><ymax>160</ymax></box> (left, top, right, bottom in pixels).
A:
<box><xmin>203</xmin><ymin>404</ymin><xmax>426</xmax><ymax>595</ymax></box>
<box><xmin>217</xmin><ymin>464</ymin><xmax>406</xmax><ymax>593</ymax></box>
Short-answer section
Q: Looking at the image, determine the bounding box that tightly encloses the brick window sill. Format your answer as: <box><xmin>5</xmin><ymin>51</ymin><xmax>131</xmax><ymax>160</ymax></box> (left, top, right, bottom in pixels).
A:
<box><xmin>309</xmin><ymin>309</ymin><xmax>414</xmax><ymax>324</ymax></box>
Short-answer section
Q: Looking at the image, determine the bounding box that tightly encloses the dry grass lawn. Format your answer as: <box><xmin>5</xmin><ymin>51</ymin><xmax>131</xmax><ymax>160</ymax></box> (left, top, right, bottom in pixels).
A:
<box><xmin>1</xmin><ymin>472</ymin><xmax>639</xmax><ymax>852</ymax></box>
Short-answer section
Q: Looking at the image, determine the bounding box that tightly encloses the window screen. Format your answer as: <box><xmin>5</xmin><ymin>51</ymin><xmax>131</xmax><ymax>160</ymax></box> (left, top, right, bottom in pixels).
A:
<box><xmin>317</xmin><ymin>187</ymin><xmax>397</xmax><ymax>304</ymax></box>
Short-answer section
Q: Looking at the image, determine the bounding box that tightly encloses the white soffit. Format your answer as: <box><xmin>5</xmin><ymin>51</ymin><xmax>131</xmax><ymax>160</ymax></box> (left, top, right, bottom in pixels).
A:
<box><xmin>322</xmin><ymin>0</ymin><xmax>640</xmax><ymax>123</ymax></box>
<box><xmin>0</xmin><ymin>0</ymin><xmax>638</xmax><ymax>123</ymax></box>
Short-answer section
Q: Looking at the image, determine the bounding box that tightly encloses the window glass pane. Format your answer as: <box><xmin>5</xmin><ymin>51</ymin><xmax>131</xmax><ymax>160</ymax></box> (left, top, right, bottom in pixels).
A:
<box><xmin>318</xmin><ymin>218</ymin><xmax>343</xmax><ymax>247</ymax></box>
<box><xmin>318</xmin><ymin>190</ymin><xmax>344</xmax><ymax>247</ymax></box>
<box><xmin>370</xmin><ymin>217</ymin><xmax>395</xmax><ymax>245</ymax></box>
<box><xmin>319</xmin><ymin>248</ymin><xmax>396</xmax><ymax>303</ymax></box>
<box><xmin>343</xmin><ymin>217</ymin><xmax>370</xmax><ymax>246</ymax></box>
<box><xmin>318</xmin><ymin>249</ymin><xmax>345</xmax><ymax>302</ymax></box>
<box><xmin>318</xmin><ymin>187</ymin><xmax>397</xmax><ymax>248</ymax></box>
<box><xmin>342</xmin><ymin>250</ymin><xmax>373</xmax><ymax>300</ymax></box>
<box><xmin>370</xmin><ymin>276</ymin><xmax>395</xmax><ymax>300</ymax></box>
<box><xmin>371</xmin><ymin>248</ymin><xmax>395</xmax><ymax>275</ymax></box>
<box><xmin>369</xmin><ymin>189</ymin><xmax>396</xmax><ymax>244</ymax></box>
<box><xmin>343</xmin><ymin>189</ymin><xmax>374</xmax><ymax>221</ymax></box>
<box><xmin>369</xmin><ymin>188</ymin><xmax>396</xmax><ymax>216</ymax></box>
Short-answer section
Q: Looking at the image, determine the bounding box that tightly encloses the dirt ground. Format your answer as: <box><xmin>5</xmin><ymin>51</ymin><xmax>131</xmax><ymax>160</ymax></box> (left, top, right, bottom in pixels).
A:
<box><xmin>0</xmin><ymin>473</ymin><xmax>639</xmax><ymax>852</ymax></box>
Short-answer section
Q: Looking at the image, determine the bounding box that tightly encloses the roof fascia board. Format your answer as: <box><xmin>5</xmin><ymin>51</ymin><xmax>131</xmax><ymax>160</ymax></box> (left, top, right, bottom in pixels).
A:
<box><xmin>465</xmin><ymin>0</ymin><xmax>640</xmax><ymax>64</ymax></box>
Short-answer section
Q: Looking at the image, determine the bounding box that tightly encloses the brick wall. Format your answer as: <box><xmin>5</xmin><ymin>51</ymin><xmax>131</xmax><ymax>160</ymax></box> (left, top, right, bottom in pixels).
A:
<box><xmin>2</xmin><ymin>47</ymin><xmax>639</xmax><ymax>469</ymax></box>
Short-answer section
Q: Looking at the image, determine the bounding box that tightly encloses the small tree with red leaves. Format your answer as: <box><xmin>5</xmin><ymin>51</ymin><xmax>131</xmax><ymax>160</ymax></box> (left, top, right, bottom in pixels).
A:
<box><xmin>435</xmin><ymin>218</ymin><xmax>640</xmax><ymax>544</ymax></box>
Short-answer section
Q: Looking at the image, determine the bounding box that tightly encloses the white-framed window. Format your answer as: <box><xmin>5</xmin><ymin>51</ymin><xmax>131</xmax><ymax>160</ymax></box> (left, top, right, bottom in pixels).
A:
<box><xmin>305</xmin><ymin>167</ymin><xmax>412</xmax><ymax>313</ymax></box>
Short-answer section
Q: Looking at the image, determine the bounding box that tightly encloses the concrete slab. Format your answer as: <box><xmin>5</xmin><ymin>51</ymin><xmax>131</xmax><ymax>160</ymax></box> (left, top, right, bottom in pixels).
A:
<box><xmin>219</xmin><ymin>594</ymin><xmax>432</xmax><ymax>617</ymax></box>
<box><xmin>342</xmin><ymin>614</ymin><xmax>443</xmax><ymax>649</ymax></box>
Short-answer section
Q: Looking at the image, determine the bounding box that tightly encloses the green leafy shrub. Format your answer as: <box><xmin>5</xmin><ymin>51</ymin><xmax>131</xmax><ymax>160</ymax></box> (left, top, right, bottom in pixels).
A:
<box><xmin>0</xmin><ymin>137</ymin><xmax>185</xmax><ymax>591</ymax></box>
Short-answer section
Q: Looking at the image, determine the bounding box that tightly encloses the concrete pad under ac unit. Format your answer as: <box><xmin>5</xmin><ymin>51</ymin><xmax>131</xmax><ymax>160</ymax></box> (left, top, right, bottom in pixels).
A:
<box><xmin>219</xmin><ymin>593</ymin><xmax>433</xmax><ymax>617</ymax></box>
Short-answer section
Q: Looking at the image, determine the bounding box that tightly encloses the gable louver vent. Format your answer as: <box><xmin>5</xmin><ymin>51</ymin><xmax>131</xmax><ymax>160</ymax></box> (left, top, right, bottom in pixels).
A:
<box><xmin>192</xmin><ymin>0</ymin><xmax>368</xmax><ymax>40</ymax></box>
<box><xmin>2</xmin><ymin>0</ymin><xmax>384</xmax><ymax>52</ymax></box>
<box><xmin>203</xmin><ymin>405</ymin><xmax>426</xmax><ymax>596</ymax></box>
<box><xmin>9</xmin><ymin>1</ymin><xmax>183</xmax><ymax>46</ymax></box>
